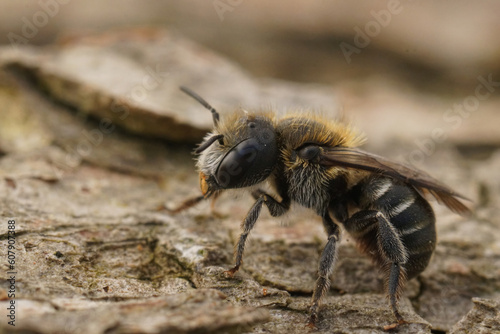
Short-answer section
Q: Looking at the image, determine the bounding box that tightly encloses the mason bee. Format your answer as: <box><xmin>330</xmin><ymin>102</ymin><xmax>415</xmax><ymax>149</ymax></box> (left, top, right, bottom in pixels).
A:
<box><xmin>171</xmin><ymin>87</ymin><xmax>470</xmax><ymax>329</ymax></box>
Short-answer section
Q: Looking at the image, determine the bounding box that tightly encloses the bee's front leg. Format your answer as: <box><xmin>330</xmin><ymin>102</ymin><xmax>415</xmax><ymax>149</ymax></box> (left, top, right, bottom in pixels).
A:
<box><xmin>164</xmin><ymin>195</ymin><xmax>205</xmax><ymax>214</ymax></box>
<box><xmin>165</xmin><ymin>192</ymin><xmax>222</xmax><ymax>216</ymax></box>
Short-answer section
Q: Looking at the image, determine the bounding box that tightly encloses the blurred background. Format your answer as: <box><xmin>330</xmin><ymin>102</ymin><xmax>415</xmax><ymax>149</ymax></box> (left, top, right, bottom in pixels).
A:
<box><xmin>3</xmin><ymin>0</ymin><xmax>500</xmax><ymax>84</ymax></box>
<box><xmin>1</xmin><ymin>0</ymin><xmax>499</xmax><ymax>152</ymax></box>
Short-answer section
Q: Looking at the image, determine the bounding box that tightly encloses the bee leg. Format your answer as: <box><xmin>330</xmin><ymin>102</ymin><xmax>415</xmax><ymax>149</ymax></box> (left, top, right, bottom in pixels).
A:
<box><xmin>225</xmin><ymin>192</ymin><xmax>290</xmax><ymax>277</ymax></box>
<box><xmin>308</xmin><ymin>213</ymin><xmax>340</xmax><ymax>328</ymax></box>
<box><xmin>209</xmin><ymin>192</ymin><xmax>224</xmax><ymax>218</ymax></box>
<box><xmin>387</xmin><ymin>263</ymin><xmax>406</xmax><ymax>326</ymax></box>
<box><xmin>375</xmin><ymin>212</ymin><xmax>408</xmax><ymax>327</ymax></box>
<box><xmin>343</xmin><ymin>210</ymin><xmax>408</xmax><ymax>327</ymax></box>
<box><xmin>225</xmin><ymin>197</ymin><xmax>265</xmax><ymax>277</ymax></box>
<box><xmin>251</xmin><ymin>189</ymin><xmax>290</xmax><ymax>217</ymax></box>
<box><xmin>164</xmin><ymin>195</ymin><xmax>205</xmax><ymax>214</ymax></box>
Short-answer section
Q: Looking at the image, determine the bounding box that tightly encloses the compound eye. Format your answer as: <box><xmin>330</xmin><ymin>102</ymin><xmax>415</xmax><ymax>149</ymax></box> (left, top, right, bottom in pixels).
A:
<box><xmin>215</xmin><ymin>137</ymin><xmax>277</xmax><ymax>189</ymax></box>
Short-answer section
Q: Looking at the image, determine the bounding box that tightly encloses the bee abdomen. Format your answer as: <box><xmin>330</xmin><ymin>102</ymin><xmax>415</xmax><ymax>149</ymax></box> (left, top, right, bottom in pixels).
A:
<box><xmin>395</xmin><ymin>201</ymin><xmax>436</xmax><ymax>279</ymax></box>
<box><xmin>351</xmin><ymin>176</ymin><xmax>437</xmax><ymax>279</ymax></box>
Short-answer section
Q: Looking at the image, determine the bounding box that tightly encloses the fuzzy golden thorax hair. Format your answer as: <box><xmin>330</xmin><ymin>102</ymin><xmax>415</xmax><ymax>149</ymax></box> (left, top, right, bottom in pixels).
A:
<box><xmin>276</xmin><ymin>112</ymin><xmax>365</xmax><ymax>150</ymax></box>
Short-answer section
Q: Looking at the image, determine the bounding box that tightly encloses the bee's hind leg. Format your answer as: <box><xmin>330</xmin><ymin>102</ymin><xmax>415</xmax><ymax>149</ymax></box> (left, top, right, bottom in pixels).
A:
<box><xmin>383</xmin><ymin>263</ymin><xmax>408</xmax><ymax>330</ymax></box>
<box><xmin>343</xmin><ymin>210</ymin><xmax>408</xmax><ymax>330</ymax></box>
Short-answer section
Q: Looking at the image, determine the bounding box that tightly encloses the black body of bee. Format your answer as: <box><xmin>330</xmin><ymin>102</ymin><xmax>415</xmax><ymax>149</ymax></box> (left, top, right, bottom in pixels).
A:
<box><xmin>173</xmin><ymin>87</ymin><xmax>470</xmax><ymax>328</ymax></box>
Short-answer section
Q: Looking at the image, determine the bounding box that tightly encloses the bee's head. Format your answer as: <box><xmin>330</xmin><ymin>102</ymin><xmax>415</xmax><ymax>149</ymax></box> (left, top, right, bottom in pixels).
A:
<box><xmin>180</xmin><ymin>87</ymin><xmax>278</xmax><ymax>196</ymax></box>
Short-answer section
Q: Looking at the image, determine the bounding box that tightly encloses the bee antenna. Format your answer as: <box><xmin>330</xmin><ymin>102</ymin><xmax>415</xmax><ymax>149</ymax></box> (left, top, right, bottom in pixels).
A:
<box><xmin>195</xmin><ymin>134</ymin><xmax>224</xmax><ymax>154</ymax></box>
<box><xmin>180</xmin><ymin>86</ymin><xmax>220</xmax><ymax>126</ymax></box>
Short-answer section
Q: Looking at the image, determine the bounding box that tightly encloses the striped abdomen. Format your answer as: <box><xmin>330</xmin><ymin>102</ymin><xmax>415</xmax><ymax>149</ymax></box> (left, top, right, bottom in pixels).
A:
<box><xmin>347</xmin><ymin>176</ymin><xmax>436</xmax><ymax>279</ymax></box>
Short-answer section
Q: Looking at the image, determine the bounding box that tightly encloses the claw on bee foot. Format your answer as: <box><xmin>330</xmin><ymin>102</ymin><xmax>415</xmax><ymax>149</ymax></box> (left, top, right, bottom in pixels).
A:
<box><xmin>306</xmin><ymin>318</ymin><xmax>318</xmax><ymax>330</ymax></box>
<box><xmin>223</xmin><ymin>265</ymin><xmax>240</xmax><ymax>278</ymax></box>
<box><xmin>306</xmin><ymin>310</ymin><xmax>318</xmax><ymax>329</ymax></box>
<box><xmin>383</xmin><ymin>319</ymin><xmax>407</xmax><ymax>331</ymax></box>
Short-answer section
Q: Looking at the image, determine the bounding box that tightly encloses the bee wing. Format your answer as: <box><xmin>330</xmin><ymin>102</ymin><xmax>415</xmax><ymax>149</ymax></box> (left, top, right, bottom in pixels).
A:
<box><xmin>318</xmin><ymin>147</ymin><xmax>471</xmax><ymax>215</ymax></box>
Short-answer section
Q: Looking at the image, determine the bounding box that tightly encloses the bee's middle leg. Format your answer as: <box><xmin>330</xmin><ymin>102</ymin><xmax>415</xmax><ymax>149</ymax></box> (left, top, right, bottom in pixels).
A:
<box><xmin>308</xmin><ymin>213</ymin><xmax>340</xmax><ymax>327</ymax></box>
<box><xmin>225</xmin><ymin>191</ymin><xmax>290</xmax><ymax>277</ymax></box>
